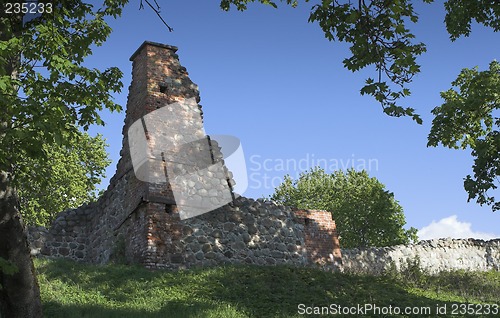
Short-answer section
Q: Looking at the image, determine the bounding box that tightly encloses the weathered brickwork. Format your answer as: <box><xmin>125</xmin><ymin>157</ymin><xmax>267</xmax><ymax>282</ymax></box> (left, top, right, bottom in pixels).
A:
<box><xmin>27</xmin><ymin>41</ymin><xmax>500</xmax><ymax>274</ymax></box>
<box><xmin>294</xmin><ymin>210</ymin><xmax>341</xmax><ymax>265</ymax></box>
<box><xmin>28</xmin><ymin>41</ymin><xmax>341</xmax><ymax>270</ymax></box>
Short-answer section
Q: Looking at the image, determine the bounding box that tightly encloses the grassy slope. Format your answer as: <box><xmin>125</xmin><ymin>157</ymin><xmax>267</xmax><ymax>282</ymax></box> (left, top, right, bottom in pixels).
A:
<box><xmin>35</xmin><ymin>258</ymin><xmax>499</xmax><ymax>318</ymax></box>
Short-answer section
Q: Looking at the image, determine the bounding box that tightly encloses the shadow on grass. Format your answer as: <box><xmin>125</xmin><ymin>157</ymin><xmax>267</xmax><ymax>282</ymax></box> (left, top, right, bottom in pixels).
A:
<box><xmin>36</xmin><ymin>258</ymin><xmax>499</xmax><ymax>318</ymax></box>
<box><xmin>42</xmin><ymin>300</ymin><xmax>222</xmax><ymax>318</ymax></box>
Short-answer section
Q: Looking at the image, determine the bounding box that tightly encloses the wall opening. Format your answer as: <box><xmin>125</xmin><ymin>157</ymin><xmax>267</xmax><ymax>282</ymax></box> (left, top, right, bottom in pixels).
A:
<box><xmin>165</xmin><ymin>204</ymin><xmax>176</xmax><ymax>214</ymax></box>
<box><xmin>159</xmin><ymin>84</ymin><xmax>168</xmax><ymax>94</ymax></box>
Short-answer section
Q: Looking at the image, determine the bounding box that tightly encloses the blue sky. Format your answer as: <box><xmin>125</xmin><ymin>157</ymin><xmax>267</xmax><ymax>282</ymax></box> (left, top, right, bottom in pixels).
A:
<box><xmin>86</xmin><ymin>0</ymin><xmax>499</xmax><ymax>239</ymax></box>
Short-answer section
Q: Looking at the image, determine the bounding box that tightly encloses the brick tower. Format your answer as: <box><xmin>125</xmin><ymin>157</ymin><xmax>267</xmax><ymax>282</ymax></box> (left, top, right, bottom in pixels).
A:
<box><xmin>88</xmin><ymin>41</ymin><xmax>236</xmax><ymax>265</ymax></box>
<box><xmin>31</xmin><ymin>41</ymin><xmax>342</xmax><ymax>271</ymax></box>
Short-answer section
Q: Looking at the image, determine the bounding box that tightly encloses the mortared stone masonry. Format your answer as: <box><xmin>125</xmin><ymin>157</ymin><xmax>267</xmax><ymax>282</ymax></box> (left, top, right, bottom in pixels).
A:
<box><xmin>28</xmin><ymin>41</ymin><xmax>342</xmax><ymax>270</ymax></box>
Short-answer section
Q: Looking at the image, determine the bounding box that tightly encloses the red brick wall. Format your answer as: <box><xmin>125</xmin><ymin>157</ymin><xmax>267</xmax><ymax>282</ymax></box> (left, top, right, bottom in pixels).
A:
<box><xmin>294</xmin><ymin>209</ymin><xmax>341</xmax><ymax>266</ymax></box>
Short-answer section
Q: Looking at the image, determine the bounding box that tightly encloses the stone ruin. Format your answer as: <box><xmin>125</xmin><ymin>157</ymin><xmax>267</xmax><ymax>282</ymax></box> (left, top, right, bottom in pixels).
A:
<box><xmin>28</xmin><ymin>42</ymin><xmax>500</xmax><ymax>275</ymax></box>
<box><xmin>29</xmin><ymin>41</ymin><xmax>342</xmax><ymax>270</ymax></box>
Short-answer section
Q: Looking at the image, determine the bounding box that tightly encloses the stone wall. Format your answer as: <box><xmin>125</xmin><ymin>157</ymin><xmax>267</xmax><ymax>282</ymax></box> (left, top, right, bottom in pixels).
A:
<box><xmin>28</xmin><ymin>204</ymin><xmax>94</xmax><ymax>261</ymax></box>
<box><xmin>28</xmin><ymin>198</ymin><xmax>341</xmax><ymax>270</ymax></box>
<box><xmin>28</xmin><ymin>41</ymin><xmax>341</xmax><ymax>270</ymax></box>
<box><xmin>341</xmin><ymin>238</ymin><xmax>500</xmax><ymax>275</ymax></box>
<box><xmin>131</xmin><ymin>198</ymin><xmax>341</xmax><ymax>269</ymax></box>
<box><xmin>26</xmin><ymin>41</ymin><xmax>500</xmax><ymax>276</ymax></box>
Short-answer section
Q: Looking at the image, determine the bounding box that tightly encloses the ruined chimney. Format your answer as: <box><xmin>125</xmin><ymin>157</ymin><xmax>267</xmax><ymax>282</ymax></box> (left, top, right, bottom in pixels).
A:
<box><xmin>118</xmin><ymin>41</ymin><xmax>234</xmax><ymax>219</ymax></box>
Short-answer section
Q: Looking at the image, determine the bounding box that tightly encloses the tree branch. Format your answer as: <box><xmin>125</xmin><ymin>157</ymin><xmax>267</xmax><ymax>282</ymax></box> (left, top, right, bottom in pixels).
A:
<box><xmin>140</xmin><ymin>0</ymin><xmax>174</xmax><ymax>32</ymax></box>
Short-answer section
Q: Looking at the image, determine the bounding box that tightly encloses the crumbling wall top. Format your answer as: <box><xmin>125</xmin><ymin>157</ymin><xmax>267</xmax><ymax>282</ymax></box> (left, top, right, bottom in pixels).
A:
<box><xmin>130</xmin><ymin>41</ymin><xmax>178</xmax><ymax>61</ymax></box>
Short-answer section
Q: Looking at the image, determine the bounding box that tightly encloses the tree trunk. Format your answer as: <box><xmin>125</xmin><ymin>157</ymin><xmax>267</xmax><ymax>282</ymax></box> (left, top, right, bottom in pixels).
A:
<box><xmin>0</xmin><ymin>169</ymin><xmax>43</xmax><ymax>318</ymax></box>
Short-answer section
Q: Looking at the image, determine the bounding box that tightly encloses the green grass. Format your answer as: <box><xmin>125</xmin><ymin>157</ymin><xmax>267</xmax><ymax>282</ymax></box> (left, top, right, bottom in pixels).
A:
<box><xmin>35</xmin><ymin>258</ymin><xmax>499</xmax><ymax>317</ymax></box>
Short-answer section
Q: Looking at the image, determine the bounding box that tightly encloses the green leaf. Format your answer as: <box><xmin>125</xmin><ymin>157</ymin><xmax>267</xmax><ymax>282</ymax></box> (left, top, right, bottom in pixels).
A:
<box><xmin>0</xmin><ymin>257</ymin><xmax>19</xmax><ymax>277</ymax></box>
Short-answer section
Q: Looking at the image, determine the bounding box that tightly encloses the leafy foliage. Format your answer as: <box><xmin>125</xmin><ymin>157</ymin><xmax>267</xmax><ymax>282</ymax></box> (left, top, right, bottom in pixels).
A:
<box><xmin>221</xmin><ymin>0</ymin><xmax>428</xmax><ymax>123</ymax></box>
<box><xmin>308</xmin><ymin>0</ymin><xmax>425</xmax><ymax>123</ymax></box>
<box><xmin>0</xmin><ymin>1</ymin><xmax>128</xmax><ymax>224</ymax></box>
<box><xmin>271</xmin><ymin>168</ymin><xmax>418</xmax><ymax>248</ymax></box>
<box><xmin>0</xmin><ymin>257</ymin><xmax>19</xmax><ymax>290</ymax></box>
<box><xmin>444</xmin><ymin>0</ymin><xmax>500</xmax><ymax>41</ymax></box>
<box><xmin>0</xmin><ymin>0</ymin><xmax>126</xmax><ymax>168</ymax></box>
<box><xmin>428</xmin><ymin>61</ymin><xmax>500</xmax><ymax>211</ymax></box>
<box><xmin>219</xmin><ymin>0</ymin><xmax>499</xmax><ymax>127</ymax></box>
<box><xmin>16</xmin><ymin>132</ymin><xmax>111</xmax><ymax>227</ymax></box>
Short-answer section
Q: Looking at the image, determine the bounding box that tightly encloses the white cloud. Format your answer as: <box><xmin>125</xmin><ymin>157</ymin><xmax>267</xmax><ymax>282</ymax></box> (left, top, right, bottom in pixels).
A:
<box><xmin>418</xmin><ymin>215</ymin><xmax>499</xmax><ymax>240</ymax></box>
